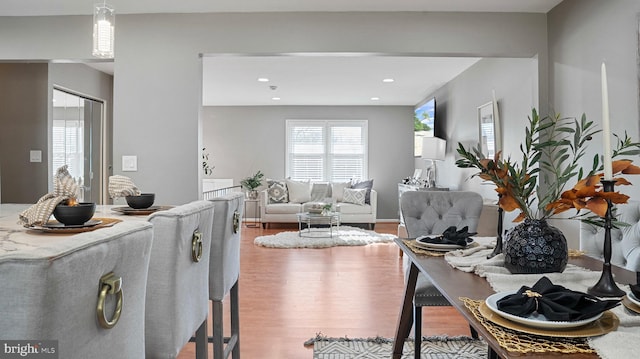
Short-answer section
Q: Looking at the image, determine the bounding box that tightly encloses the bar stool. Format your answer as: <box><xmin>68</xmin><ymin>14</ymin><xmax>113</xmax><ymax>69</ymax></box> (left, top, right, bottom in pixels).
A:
<box><xmin>145</xmin><ymin>200</ymin><xmax>215</xmax><ymax>359</ymax></box>
<box><xmin>0</xmin><ymin>219</ymin><xmax>154</xmax><ymax>359</ymax></box>
<box><xmin>208</xmin><ymin>193</ymin><xmax>244</xmax><ymax>358</ymax></box>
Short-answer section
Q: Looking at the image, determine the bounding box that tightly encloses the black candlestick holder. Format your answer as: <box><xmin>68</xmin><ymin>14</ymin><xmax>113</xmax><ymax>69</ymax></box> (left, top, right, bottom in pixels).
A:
<box><xmin>587</xmin><ymin>179</ymin><xmax>626</xmax><ymax>297</ymax></box>
<box><xmin>487</xmin><ymin>194</ymin><xmax>504</xmax><ymax>259</ymax></box>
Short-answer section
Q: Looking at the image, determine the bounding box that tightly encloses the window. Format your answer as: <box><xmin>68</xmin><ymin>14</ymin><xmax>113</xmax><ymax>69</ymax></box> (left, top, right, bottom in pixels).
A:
<box><xmin>286</xmin><ymin>120</ymin><xmax>368</xmax><ymax>182</ymax></box>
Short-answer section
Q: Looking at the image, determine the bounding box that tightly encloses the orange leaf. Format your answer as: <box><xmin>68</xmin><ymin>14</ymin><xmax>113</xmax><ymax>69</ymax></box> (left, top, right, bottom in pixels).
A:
<box><xmin>599</xmin><ymin>192</ymin><xmax>630</xmax><ymax>204</ymax></box>
<box><xmin>585</xmin><ymin>197</ymin><xmax>608</xmax><ymax>217</ymax></box>
<box><xmin>513</xmin><ymin>212</ymin><xmax>526</xmax><ymax>223</ymax></box>
<box><xmin>612</xmin><ymin>160</ymin><xmax>632</xmax><ymax>174</ymax></box>
<box><xmin>622</xmin><ymin>163</ymin><xmax>640</xmax><ymax>174</ymax></box>
<box><xmin>615</xmin><ymin>177</ymin><xmax>632</xmax><ymax>186</ymax></box>
<box><xmin>499</xmin><ymin>193</ymin><xmax>521</xmax><ymax>212</ymax></box>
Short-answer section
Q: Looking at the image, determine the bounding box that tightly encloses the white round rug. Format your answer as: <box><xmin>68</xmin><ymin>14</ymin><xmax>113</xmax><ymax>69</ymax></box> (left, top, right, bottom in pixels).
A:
<box><xmin>254</xmin><ymin>226</ymin><xmax>396</xmax><ymax>248</ymax></box>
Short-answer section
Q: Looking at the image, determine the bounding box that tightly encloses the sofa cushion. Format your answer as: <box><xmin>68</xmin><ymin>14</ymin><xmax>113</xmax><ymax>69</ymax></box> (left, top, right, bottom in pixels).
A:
<box><xmin>331</xmin><ymin>181</ymin><xmax>351</xmax><ymax>202</ymax></box>
<box><xmin>337</xmin><ymin>202</ymin><xmax>372</xmax><ymax>214</ymax></box>
<box><xmin>264</xmin><ymin>202</ymin><xmax>303</xmax><ymax>214</ymax></box>
<box><xmin>286</xmin><ymin>179</ymin><xmax>311</xmax><ymax>203</ymax></box>
<box><xmin>267</xmin><ymin>179</ymin><xmax>288</xmax><ymax>203</ymax></box>
<box><xmin>351</xmin><ymin>179</ymin><xmax>373</xmax><ymax>204</ymax></box>
<box><xmin>343</xmin><ymin>188</ymin><xmax>367</xmax><ymax>205</ymax></box>
<box><xmin>310</xmin><ymin>182</ymin><xmax>331</xmax><ymax>202</ymax></box>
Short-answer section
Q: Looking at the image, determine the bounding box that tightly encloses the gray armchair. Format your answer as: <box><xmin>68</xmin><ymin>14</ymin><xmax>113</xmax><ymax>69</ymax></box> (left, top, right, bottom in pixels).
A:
<box><xmin>400</xmin><ymin>190</ymin><xmax>483</xmax><ymax>358</ymax></box>
<box><xmin>581</xmin><ymin>200</ymin><xmax>640</xmax><ymax>271</ymax></box>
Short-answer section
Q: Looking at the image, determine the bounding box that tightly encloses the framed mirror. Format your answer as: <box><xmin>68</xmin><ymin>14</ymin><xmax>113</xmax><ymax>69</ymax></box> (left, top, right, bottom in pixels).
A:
<box><xmin>478</xmin><ymin>100</ymin><xmax>501</xmax><ymax>158</ymax></box>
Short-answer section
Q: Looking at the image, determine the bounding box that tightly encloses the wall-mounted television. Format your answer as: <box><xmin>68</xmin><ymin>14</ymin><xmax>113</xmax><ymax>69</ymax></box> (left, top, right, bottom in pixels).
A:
<box><xmin>414</xmin><ymin>97</ymin><xmax>435</xmax><ymax>157</ymax></box>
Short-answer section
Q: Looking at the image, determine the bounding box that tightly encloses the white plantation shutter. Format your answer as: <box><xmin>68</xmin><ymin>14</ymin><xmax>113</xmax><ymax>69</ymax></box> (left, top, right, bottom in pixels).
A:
<box><xmin>286</xmin><ymin>120</ymin><xmax>367</xmax><ymax>181</ymax></box>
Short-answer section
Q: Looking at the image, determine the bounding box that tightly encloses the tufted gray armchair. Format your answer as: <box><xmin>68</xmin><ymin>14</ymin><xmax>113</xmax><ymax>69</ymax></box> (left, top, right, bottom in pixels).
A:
<box><xmin>580</xmin><ymin>200</ymin><xmax>640</xmax><ymax>272</ymax></box>
<box><xmin>400</xmin><ymin>190</ymin><xmax>483</xmax><ymax>358</ymax></box>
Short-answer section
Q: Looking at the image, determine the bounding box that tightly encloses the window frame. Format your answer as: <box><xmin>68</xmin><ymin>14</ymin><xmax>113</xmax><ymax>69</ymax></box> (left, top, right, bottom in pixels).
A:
<box><xmin>285</xmin><ymin>119</ymin><xmax>368</xmax><ymax>182</ymax></box>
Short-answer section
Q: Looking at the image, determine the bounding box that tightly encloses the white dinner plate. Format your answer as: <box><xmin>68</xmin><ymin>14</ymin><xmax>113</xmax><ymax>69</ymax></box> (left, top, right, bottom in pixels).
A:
<box><xmin>415</xmin><ymin>236</ymin><xmax>467</xmax><ymax>251</ymax></box>
<box><xmin>627</xmin><ymin>291</ymin><xmax>640</xmax><ymax>307</ymax></box>
<box><xmin>485</xmin><ymin>291</ymin><xmax>603</xmax><ymax>329</ymax></box>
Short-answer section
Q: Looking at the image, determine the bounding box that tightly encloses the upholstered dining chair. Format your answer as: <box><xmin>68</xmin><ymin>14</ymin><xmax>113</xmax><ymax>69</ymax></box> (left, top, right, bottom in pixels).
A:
<box><xmin>581</xmin><ymin>200</ymin><xmax>640</xmax><ymax>272</ymax></box>
<box><xmin>207</xmin><ymin>193</ymin><xmax>244</xmax><ymax>359</ymax></box>
<box><xmin>0</xmin><ymin>220</ymin><xmax>154</xmax><ymax>359</ymax></box>
<box><xmin>145</xmin><ymin>200</ymin><xmax>215</xmax><ymax>359</ymax></box>
<box><xmin>400</xmin><ymin>190</ymin><xmax>483</xmax><ymax>358</ymax></box>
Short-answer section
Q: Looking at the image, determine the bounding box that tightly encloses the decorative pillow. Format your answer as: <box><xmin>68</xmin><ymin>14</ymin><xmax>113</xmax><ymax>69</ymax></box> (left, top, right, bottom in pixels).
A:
<box><xmin>342</xmin><ymin>188</ymin><xmax>367</xmax><ymax>206</ymax></box>
<box><xmin>351</xmin><ymin>179</ymin><xmax>373</xmax><ymax>204</ymax></box>
<box><xmin>267</xmin><ymin>179</ymin><xmax>288</xmax><ymax>204</ymax></box>
<box><xmin>286</xmin><ymin>179</ymin><xmax>311</xmax><ymax>203</ymax></box>
<box><xmin>331</xmin><ymin>182</ymin><xmax>351</xmax><ymax>202</ymax></box>
<box><xmin>310</xmin><ymin>182</ymin><xmax>331</xmax><ymax>202</ymax></box>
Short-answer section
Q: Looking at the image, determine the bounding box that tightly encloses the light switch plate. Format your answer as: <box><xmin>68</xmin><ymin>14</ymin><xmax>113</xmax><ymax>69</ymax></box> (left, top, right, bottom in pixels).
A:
<box><xmin>30</xmin><ymin>150</ymin><xmax>42</xmax><ymax>163</ymax></box>
<box><xmin>122</xmin><ymin>155</ymin><xmax>138</xmax><ymax>171</ymax></box>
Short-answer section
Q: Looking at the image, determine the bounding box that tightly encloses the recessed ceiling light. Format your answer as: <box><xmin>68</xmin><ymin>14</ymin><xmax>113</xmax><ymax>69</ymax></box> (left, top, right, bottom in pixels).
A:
<box><xmin>382</xmin><ymin>78</ymin><xmax>395</xmax><ymax>83</ymax></box>
<box><xmin>257</xmin><ymin>77</ymin><xmax>270</xmax><ymax>82</ymax></box>
<box><xmin>370</xmin><ymin>97</ymin><xmax>380</xmax><ymax>101</ymax></box>
<box><xmin>272</xmin><ymin>97</ymin><xmax>281</xmax><ymax>101</ymax></box>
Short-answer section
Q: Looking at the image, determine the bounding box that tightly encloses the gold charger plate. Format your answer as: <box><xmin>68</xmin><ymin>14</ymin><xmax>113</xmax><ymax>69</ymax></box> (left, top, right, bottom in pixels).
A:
<box><xmin>622</xmin><ymin>296</ymin><xmax>640</xmax><ymax>314</ymax></box>
<box><xmin>478</xmin><ymin>302</ymin><xmax>619</xmax><ymax>338</ymax></box>
<box><xmin>111</xmin><ymin>205</ymin><xmax>173</xmax><ymax>215</ymax></box>
<box><xmin>27</xmin><ymin>217</ymin><xmax>122</xmax><ymax>234</ymax></box>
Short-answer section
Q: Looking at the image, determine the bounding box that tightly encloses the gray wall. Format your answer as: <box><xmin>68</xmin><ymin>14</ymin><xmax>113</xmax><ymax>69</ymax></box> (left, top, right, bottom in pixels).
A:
<box><xmin>0</xmin><ymin>63</ymin><xmax>49</xmax><ymax>203</ymax></box>
<box><xmin>0</xmin><ymin>12</ymin><xmax>549</xmax><ymax>207</ymax></box>
<box><xmin>0</xmin><ymin>62</ymin><xmax>113</xmax><ymax>203</ymax></box>
<box><xmin>426</xmin><ymin>57</ymin><xmax>539</xmax><ymax>226</ymax></box>
<box><xmin>202</xmin><ymin>106</ymin><xmax>413</xmax><ymax>220</ymax></box>
<box><xmin>546</xmin><ymin>0</ymin><xmax>640</xmax><ymax>245</ymax></box>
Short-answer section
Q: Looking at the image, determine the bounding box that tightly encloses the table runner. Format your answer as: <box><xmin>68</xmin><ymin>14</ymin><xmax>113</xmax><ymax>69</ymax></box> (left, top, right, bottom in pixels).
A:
<box><xmin>444</xmin><ymin>244</ymin><xmax>640</xmax><ymax>358</ymax></box>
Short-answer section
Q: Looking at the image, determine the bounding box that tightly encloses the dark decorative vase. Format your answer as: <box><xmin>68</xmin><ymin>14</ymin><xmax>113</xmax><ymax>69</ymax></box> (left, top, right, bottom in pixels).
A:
<box><xmin>503</xmin><ymin>219</ymin><xmax>568</xmax><ymax>274</ymax></box>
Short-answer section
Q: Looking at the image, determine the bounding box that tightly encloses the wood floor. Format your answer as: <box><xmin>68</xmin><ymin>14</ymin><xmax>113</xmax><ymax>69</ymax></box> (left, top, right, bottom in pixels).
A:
<box><xmin>177</xmin><ymin>222</ymin><xmax>469</xmax><ymax>358</ymax></box>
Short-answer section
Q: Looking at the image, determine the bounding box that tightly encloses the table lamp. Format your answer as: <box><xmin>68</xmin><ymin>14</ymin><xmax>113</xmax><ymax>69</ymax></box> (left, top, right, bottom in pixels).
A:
<box><xmin>421</xmin><ymin>137</ymin><xmax>446</xmax><ymax>188</ymax></box>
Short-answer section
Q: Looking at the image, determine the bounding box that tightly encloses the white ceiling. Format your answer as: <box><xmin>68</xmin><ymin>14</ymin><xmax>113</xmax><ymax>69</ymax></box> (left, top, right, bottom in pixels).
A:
<box><xmin>2</xmin><ymin>0</ymin><xmax>563</xmax><ymax>106</ymax></box>
<box><xmin>202</xmin><ymin>55</ymin><xmax>481</xmax><ymax>106</ymax></box>
<box><xmin>0</xmin><ymin>0</ymin><xmax>564</xmax><ymax>16</ymax></box>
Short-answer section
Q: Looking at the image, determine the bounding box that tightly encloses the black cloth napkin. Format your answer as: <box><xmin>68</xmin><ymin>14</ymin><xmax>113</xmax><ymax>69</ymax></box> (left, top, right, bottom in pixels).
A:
<box><xmin>496</xmin><ymin>276</ymin><xmax>620</xmax><ymax>321</ymax></box>
<box><xmin>416</xmin><ymin>226</ymin><xmax>476</xmax><ymax>247</ymax></box>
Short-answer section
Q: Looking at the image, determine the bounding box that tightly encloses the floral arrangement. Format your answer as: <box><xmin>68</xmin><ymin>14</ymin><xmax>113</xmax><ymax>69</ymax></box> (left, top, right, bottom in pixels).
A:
<box><xmin>456</xmin><ymin>109</ymin><xmax>640</xmax><ymax>226</ymax></box>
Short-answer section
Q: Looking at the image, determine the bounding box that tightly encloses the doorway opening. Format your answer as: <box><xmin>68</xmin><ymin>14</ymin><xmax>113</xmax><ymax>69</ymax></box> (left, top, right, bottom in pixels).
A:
<box><xmin>52</xmin><ymin>88</ymin><xmax>105</xmax><ymax>203</ymax></box>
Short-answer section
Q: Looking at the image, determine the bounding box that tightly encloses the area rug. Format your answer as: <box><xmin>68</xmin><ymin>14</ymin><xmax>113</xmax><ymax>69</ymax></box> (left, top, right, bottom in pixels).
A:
<box><xmin>254</xmin><ymin>226</ymin><xmax>396</xmax><ymax>248</ymax></box>
<box><xmin>305</xmin><ymin>334</ymin><xmax>487</xmax><ymax>358</ymax></box>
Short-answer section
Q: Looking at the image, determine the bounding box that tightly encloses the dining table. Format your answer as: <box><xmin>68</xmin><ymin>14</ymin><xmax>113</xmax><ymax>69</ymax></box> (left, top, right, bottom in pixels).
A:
<box><xmin>392</xmin><ymin>237</ymin><xmax>639</xmax><ymax>359</ymax></box>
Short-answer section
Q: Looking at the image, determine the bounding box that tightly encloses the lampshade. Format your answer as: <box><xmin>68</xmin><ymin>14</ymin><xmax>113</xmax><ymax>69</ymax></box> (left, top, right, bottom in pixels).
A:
<box><xmin>421</xmin><ymin>137</ymin><xmax>446</xmax><ymax>161</ymax></box>
<box><xmin>93</xmin><ymin>3</ymin><xmax>115</xmax><ymax>58</ymax></box>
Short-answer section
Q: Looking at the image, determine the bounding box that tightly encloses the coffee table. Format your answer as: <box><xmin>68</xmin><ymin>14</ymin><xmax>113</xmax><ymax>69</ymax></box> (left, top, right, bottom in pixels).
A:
<box><xmin>296</xmin><ymin>212</ymin><xmax>340</xmax><ymax>238</ymax></box>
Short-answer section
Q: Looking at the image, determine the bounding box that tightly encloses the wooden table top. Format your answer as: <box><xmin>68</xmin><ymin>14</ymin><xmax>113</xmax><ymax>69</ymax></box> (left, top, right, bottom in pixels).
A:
<box><xmin>394</xmin><ymin>238</ymin><xmax>636</xmax><ymax>359</ymax></box>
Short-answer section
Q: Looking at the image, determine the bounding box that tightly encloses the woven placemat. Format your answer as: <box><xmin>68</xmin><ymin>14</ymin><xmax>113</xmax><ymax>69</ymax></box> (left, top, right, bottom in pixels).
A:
<box><xmin>403</xmin><ymin>239</ymin><xmax>447</xmax><ymax>257</ymax></box>
<box><xmin>460</xmin><ymin>297</ymin><xmax>595</xmax><ymax>354</ymax></box>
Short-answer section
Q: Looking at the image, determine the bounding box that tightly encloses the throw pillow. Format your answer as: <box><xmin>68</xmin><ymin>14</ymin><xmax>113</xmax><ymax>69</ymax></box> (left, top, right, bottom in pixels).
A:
<box><xmin>286</xmin><ymin>179</ymin><xmax>311</xmax><ymax>203</ymax></box>
<box><xmin>330</xmin><ymin>181</ymin><xmax>351</xmax><ymax>202</ymax></box>
<box><xmin>351</xmin><ymin>179</ymin><xmax>373</xmax><ymax>204</ymax></box>
<box><xmin>310</xmin><ymin>182</ymin><xmax>331</xmax><ymax>202</ymax></box>
<box><xmin>342</xmin><ymin>188</ymin><xmax>367</xmax><ymax>206</ymax></box>
<box><xmin>267</xmin><ymin>179</ymin><xmax>288</xmax><ymax>203</ymax></box>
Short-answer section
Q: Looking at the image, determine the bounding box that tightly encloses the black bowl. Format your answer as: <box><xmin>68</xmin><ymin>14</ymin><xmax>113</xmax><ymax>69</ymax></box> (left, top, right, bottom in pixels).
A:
<box><xmin>53</xmin><ymin>202</ymin><xmax>96</xmax><ymax>226</ymax></box>
<box><xmin>125</xmin><ymin>193</ymin><xmax>155</xmax><ymax>209</ymax></box>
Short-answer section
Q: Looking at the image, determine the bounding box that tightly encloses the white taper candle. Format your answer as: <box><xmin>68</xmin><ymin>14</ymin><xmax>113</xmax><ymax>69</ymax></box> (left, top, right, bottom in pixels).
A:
<box><xmin>601</xmin><ymin>62</ymin><xmax>613</xmax><ymax>180</ymax></box>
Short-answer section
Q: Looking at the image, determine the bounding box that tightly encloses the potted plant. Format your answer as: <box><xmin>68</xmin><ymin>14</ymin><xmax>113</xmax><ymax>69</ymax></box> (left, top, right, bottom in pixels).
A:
<box><xmin>456</xmin><ymin>109</ymin><xmax>640</xmax><ymax>274</ymax></box>
<box><xmin>240</xmin><ymin>170</ymin><xmax>264</xmax><ymax>199</ymax></box>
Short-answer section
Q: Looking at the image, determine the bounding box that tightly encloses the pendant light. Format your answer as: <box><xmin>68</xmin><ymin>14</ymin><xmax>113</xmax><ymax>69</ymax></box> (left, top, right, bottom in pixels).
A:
<box><xmin>92</xmin><ymin>2</ymin><xmax>115</xmax><ymax>58</ymax></box>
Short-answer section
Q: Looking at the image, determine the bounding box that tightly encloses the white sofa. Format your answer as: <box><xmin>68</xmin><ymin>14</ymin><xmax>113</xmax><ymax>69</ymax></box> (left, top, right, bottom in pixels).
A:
<box><xmin>259</xmin><ymin>180</ymin><xmax>377</xmax><ymax>229</ymax></box>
